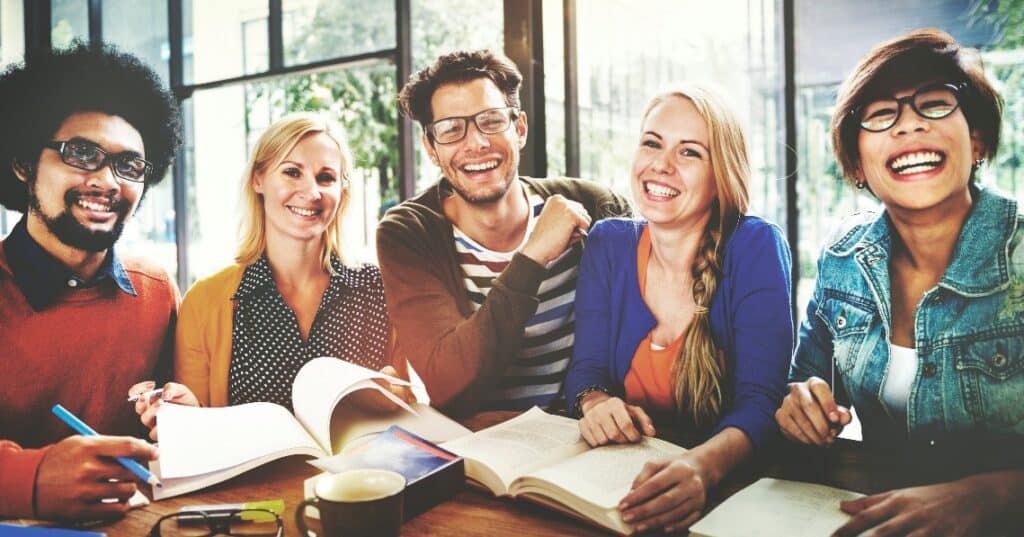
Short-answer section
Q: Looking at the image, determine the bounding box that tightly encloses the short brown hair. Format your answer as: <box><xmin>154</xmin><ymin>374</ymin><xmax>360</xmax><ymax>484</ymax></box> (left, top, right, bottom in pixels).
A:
<box><xmin>398</xmin><ymin>49</ymin><xmax>522</xmax><ymax>139</ymax></box>
<box><xmin>831</xmin><ymin>28</ymin><xmax>1003</xmax><ymax>185</ymax></box>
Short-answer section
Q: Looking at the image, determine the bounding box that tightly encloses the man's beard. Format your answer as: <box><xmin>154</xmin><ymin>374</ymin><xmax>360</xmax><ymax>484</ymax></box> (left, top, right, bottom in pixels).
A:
<box><xmin>447</xmin><ymin>166</ymin><xmax>518</xmax><ymax>205</ymax></box>
<box><xmin>28</xmin><ymin>182</ymin><xmax>131</xmax><ymax>253</ymax></box>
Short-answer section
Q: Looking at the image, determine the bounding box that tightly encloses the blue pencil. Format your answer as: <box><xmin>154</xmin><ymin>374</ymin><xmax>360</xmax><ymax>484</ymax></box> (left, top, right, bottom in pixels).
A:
<box><xmin>51</xmin><ymin>404</ymin><xmax>162</xmax><ymax>488</ymax></box>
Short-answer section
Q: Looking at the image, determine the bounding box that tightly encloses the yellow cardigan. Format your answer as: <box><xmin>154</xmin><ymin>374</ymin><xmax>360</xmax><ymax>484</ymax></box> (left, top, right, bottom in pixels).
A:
<box><xmin>174</xmin><ymin>264</ymin><xmax>245</xmax><ymax>407</ymax></box>
<box><xmin>175</xmin><ymin>264</ymin><xmax>404</xmax><ymax>407</ymax></box>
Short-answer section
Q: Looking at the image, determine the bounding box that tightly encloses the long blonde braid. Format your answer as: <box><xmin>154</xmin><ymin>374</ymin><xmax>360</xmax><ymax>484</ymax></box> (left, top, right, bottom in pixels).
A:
<box><xmin>643</xmin><ymin>84</ymin><xmax>748</xmax><ymax>426</ymax></box>
<box><xmin>673</xmin><ymin>202</ymin><xmax>726</xmax><ymax>425</ymax></box>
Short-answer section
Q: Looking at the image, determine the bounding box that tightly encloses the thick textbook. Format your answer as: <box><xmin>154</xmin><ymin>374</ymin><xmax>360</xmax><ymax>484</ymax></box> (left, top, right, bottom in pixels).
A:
<box><xmin>441</xmin><ymin>407</ymin><xmax>686</xmax><ymax>535</ymax></box>
<box><xmin>151</xmin><ymin>358</ymin><xmax>470</xmax><ymax>499</ymax></box>
<box><xmin>307</xmin><ymin>425</ymin><xmax>465</xmax><ymax>519</ymax></box>
<box><xmin>688</xmin><ymin>478</ymin><xmax>865</xmax><ymax>537</ymax></box>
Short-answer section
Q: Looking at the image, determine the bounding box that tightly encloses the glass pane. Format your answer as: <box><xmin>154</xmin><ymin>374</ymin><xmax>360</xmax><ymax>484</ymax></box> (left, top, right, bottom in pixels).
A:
<box><xmin>793</xmin><ymin>1</ymin><xmax>1009</xmax><ymax>317</ymax></box>
<box><xmin>282</xmin><ymin>0</ymin><xmax>396</xmax><ymax>66</ymax></box>
<box><xmin>410</xmin><ymin>0</ymin><xmax>503</xmax><ymax>194</ymax></box>
<box><xmin>565</xmin><ymin>0</ymin><xmax>784</xmax><ymax>220</ymax></box>
<box><xmin>51</xmin><ymin>0</ymin><xmax>88</xmax><ymax>49</ymax></box>
<box><xmin>184</xmin><ymin>0</ymin><xmax>268</xmax><ymax>85</ymax></box>
<box><xmin>187</xmin><ymin>63</ymin><xmax>393</xmax><ymax>284</ymax></box>
<box><xmin>1</xmin><ymin>0</ymin><xmax>24</xmax><ymax>66</ymax></box>
<box><xmin>102</xmin><ymin>0</ymin><xmax>169</xmax><ymax>83</ymax></box>
<box><xmin>1</xmin><ymin>0</ymin><xmax>24</xmax><ymax>237</ymax></box>
<box><xmin>542</xmin><ymin>0</ymin><xmax>565</xmax><ymax>177</ymax></box>
<box><xmin>99</xmin><ymin>0</ymin><xmax>175</xmax><ymax>278</ymax></box>
<box><xmin>120</xmin><ymin>172</ymin><xmax>178</xmax><ymax>282</ymax></box>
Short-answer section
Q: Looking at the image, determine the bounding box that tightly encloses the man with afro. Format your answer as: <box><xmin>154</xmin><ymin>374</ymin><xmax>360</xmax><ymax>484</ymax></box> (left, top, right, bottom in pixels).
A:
<box><xmin>0</xmin><ymin>42</ymin><xmax>182</xmax><ymax>521</ymax></box>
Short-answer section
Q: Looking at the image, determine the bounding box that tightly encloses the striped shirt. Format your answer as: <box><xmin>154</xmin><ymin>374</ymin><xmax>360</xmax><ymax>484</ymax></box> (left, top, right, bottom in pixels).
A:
<box><xmin>453</xmin><ymin>186</ymin><xmax>581</xmax><ymax>409</ymax></box>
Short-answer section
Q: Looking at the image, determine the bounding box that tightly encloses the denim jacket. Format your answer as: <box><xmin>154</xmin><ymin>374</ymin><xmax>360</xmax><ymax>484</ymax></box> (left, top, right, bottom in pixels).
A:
<box><xmin>791</xmin><ymin>185</ymin><xmax>1024</xmax><ymax>451</ymax></box>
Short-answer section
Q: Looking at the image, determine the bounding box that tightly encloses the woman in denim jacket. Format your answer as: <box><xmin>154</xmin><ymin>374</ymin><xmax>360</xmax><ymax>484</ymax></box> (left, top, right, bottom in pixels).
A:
<box><xmin>776</xmin><ymin>29</ymin><xmax>1024</xmax><ymax>536</ymax></box>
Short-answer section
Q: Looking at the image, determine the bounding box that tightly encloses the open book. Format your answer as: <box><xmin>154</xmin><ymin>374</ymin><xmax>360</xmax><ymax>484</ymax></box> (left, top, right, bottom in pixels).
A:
<box><xmin>151</xmin><ymin>358</ymin><xmax>471</xmax><ymax>499</ymax></box>
<box><xmin>441</xmin><ymin>407</ymin><xmax>686</xmax><ymax>535</ymax></box>
<box><xmin>689</xmin><ymin>478</ymin><xmax>864</xmax><ymax>537</ymax></box>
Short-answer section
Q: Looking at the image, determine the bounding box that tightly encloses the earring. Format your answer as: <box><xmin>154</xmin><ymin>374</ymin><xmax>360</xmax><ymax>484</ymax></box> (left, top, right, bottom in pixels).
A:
<box><xmin>973</xmin><ymin>158</ymin><xmax>985</xmax><ymax>169</ymax></box>
<box><xmin>855</xmin><ymin>180</ymin><xmax>866</xmax><ymax>189</ymax></box>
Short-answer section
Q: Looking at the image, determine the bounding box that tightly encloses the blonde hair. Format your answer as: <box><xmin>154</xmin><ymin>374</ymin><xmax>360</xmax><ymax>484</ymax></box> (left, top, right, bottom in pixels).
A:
<box><xmin>236</xmin><ymin>112</ymin><xmax>353</xmax><ymax>271</ymax></box>
<box><xmin>640</xmin><ymin>84</ymin><xmax>750</xmax><ymax>425</ymax></box>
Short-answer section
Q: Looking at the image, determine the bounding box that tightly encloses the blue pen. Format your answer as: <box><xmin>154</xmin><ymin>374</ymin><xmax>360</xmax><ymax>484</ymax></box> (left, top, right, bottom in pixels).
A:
<box><xmin>51</xmin><ymin>404</ymin><xmax>162</xmax><ymax>488</ymax></box>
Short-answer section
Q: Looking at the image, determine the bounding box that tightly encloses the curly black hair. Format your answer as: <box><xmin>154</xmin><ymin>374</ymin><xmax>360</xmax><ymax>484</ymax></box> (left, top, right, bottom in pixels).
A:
<box><xmin>0</xmin><ymin>41</ymin><xmax>182</xmax><ymax>211</ymax></box>
<box><xmin>398</xmin><ymin>49</ymin><xmax>522</xmax><ymax>140</ymax></box>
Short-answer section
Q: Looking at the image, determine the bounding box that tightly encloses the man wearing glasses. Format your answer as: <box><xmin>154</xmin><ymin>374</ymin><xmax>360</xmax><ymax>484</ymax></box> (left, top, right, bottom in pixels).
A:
<box><xmin>379</xmin><ymin>49</ymin><xmax>630</xmax><ymax>416</ymax></box>
<box><xmin>0</xmin><ymin>43</ymin><xmax>181</xmax><ymax>521</ymax></box>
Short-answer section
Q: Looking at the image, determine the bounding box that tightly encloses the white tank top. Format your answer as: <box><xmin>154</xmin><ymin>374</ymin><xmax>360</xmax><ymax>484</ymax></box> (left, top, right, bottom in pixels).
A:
<box><xmin>882</xmin><ymin>344</ymin><xmax>917</xmax><ymax>421</ymax></box>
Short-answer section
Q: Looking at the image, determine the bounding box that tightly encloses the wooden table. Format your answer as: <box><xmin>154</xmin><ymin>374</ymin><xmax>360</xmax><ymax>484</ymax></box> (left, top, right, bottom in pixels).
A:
<box><xmin>71</xmin><ymin>411</ymin><xmax>614</xmax><ymax>536</ymax></box>
<box><xmin>21</xmin><ymin>412</ymin><xmax>877</xmax><ymax>536</ymax></box>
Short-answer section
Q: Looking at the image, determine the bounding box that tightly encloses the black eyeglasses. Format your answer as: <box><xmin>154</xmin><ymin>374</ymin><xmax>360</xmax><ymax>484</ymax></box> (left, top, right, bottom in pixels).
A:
<box><xmin>148</xmin><ymin>508</ymin><xmax>283</xmax><ymax>537</ymax></box>
<box><xmin>427</xmin><ymin>107</ymin><xmax>519</xmax><ymax>144</ymax></box>
<box><xmin>854</xmin><ymin>82</ymin><xmax>967</xmax><ymax>133</ymax></box>
<box><xmin>46</xmin><ymin>139</ymin><xmax>153</xmax><ymax>183</ymax></box>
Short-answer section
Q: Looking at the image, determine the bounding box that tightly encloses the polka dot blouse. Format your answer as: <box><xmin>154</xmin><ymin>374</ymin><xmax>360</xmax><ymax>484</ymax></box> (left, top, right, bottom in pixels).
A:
<box><xmin>227</xmin><ymin>255</ymin><xmax>390</xmax><ymax>410</ymax></box>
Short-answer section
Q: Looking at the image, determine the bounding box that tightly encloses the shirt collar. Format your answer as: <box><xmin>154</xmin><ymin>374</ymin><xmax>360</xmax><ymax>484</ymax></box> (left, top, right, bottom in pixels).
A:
<box><xmin>233</xmin><ymin>254</ymin><xmax>371</xmax><ymax>301</ymax></box>
<box><xmin>940</xmin><ymin>185</ymin><xmax>1017</xmax><ymax>295</ymax></box>
<box><xmin>4</xmin><ymin>215</ymin><xmax>137</xmax><ymax>311</ymax></box>
<box><xmin>851</xmin><ymin>184</ymin><xmax>1017</xmax><ymax>295</ymax></box>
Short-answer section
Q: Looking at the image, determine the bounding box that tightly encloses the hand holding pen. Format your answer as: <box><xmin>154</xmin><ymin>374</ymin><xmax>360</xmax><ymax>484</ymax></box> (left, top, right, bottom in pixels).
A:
<box><xmin>128</xmin><ymin>381</ymin><xmax>200</xmax><ymax>441</ymax></box>
<box><xmin>40</xmin><ymin>405</ymin><xmax>159</xmax><ymax>520</ymax></box>
<box><xmin>775</xmin><ymin>376</ymin><xmax>852</xmax><ymax>447</ymax></box>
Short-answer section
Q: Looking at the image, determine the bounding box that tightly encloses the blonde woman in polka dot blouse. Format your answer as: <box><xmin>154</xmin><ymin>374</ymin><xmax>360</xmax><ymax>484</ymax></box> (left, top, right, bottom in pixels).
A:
<box><xmin>130</xmin><ymin>113</ymin><xmax>413</xmax><ymax>438</ymax></box>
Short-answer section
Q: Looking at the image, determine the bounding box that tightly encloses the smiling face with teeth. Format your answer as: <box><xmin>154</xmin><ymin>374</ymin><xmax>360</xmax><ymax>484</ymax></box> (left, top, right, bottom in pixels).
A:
<box><xmin>631</xmin><ymin>96</ymin><xmax>717</xmax><ymax>229</ymax></box>
<box><xmin>856</xmin><ymin>82</ymin><xmax>983</xmax><ymax>214</ymax></box>
<box><xmin>21</xmin><ymin>112</ymin><xmax>144</xmax><ymax>254</ymax></box>
<box><xmin>253</xmin><ymin>132</ymin><xmax>344</xmax><ymax>247</ymax></box>
<box><xmin>424</xmin><ymin>78</ymin><xmax>527</xmax><ymax>205</ymax></box>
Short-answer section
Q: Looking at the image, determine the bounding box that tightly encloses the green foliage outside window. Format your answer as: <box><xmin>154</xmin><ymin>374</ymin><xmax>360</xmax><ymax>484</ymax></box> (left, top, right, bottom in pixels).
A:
<box><xmin>244</xmin><ymin>0</ymin><xmax>501</xmax><ymax>214</ymax></box>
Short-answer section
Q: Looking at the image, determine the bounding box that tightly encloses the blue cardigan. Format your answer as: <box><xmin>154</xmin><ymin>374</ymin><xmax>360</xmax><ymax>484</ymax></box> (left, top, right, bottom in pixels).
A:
<box><xmin>564</xmin><ymin>217</ymin><xmax>793</xmax><ymax>450</ymax></box>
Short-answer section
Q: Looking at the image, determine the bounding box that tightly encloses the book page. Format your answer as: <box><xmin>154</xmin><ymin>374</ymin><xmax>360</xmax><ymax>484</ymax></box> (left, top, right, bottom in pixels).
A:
<box><xmin>442</xmin><ymin>407</ymin><xmax>587</xmax><ymax>489</ymax></box>
<box><xmin>156</xmin><ymin>402</ymin><xmax>322</xmax><ymax>478</ymax></box>
<box><xmin>688</xmin><ymin>478</ymin><xmax>865</xmax><ymax>537</ymax></box>
<box><xmin>291</xmin><ymin>357</ymin><xmax>415</xmax><ymax>453</ymax></box>
<box><xmin>330</xmin><ymin>402</ymin><xmax>471</xmax><ymax>453</ymax></box>
<box><xmin>517</xmin><ymin>436</ymin><xmax>686</xmax><ymax>509</ymax></box>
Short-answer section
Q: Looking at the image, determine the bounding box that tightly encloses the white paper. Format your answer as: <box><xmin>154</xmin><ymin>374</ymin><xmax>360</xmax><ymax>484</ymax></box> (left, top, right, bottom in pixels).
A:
<box><xmin>292</xmin><ymin>357</ymin><xmax>416</xmax><ymax>453</ymax></box>
<box><xmin>689</xmin><ymin>478</ymin><xmax>864</xmax><ymax>537</ymax></box>
<box><xmin>156</xmin><ymin>402</ymin><xmax>322</xmax><ymax>478</ymax></box>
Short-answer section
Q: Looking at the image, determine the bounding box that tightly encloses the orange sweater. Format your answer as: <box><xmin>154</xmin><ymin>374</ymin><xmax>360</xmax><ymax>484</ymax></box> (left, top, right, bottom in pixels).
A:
<box><xmin>0</xmin><ymin>242</ymin><xmax>177</xmax><ymax>518</ymax></box>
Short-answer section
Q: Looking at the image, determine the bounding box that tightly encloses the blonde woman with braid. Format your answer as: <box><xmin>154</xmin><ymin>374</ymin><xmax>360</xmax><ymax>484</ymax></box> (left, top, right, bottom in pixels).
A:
<box><xmin>564</xmin><ymin>84</ymin><xmax>793</xmax><ymax>533</ymax></box>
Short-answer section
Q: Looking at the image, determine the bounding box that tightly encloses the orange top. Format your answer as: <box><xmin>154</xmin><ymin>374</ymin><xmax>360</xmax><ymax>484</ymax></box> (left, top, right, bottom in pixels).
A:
<box><xmin>623</xmin><ymin>227</ymin><xmax>685</xmax><ymax>411</ymax></box>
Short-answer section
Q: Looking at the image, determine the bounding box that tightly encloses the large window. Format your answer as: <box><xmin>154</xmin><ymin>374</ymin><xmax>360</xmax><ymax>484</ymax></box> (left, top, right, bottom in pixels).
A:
<box><xmin>282</xmin><ymin>0</ymin><xmax>396</xmax><ymax>65</ymax></box>
<box><xmin>7</xmin><ymin>0</ymin><xmax>1018</xmax><ymax>301</ymax></box>
<box><xmin>100</xmin><ymin>0</ymin><xmax>178</xmax><ymax>277</ymax></box>
<box><xmin>184</xmin><ymin>0</ymin><xmax>267</xmax><ymax>84</ymax></box>
<box><xmin>793</xmin><ymin>0</ymin><xmax>1018</xmax><ymax>315</ymax></box>
<box><xmin>186</xmin><ymin>63</ymin><xmax>394</xmax><ymax>281</ymax></box>
<box><xmin>50</xmin><ymin>0</ymin><xmax>87</xmax><ymax>48</ymax></box>
<box><xmin>0</xmin><ymin>0</ymin><xmax>23</xmax><ymax>66</ymax></box>
<box><xmin>0</xmin><ymin>0</ymin><xmax>23</xmax><ymax>236</ymax></box>
<box><xmin>410</xmin><ymin>0</ymin><xmax>503</xmax><ymax>194</ymax></box>
<box><xmin>545</xmin><ymin>0</ymin><xmax>785</xmax><ymax>228</ymax></box>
